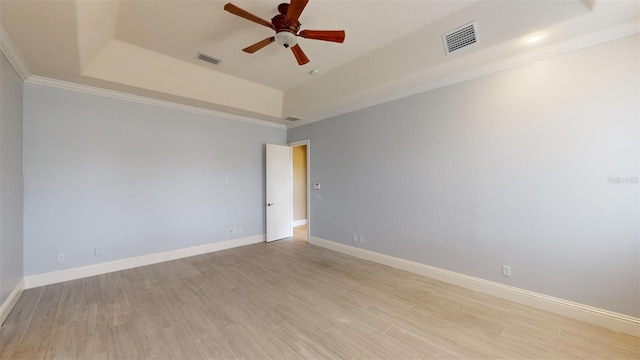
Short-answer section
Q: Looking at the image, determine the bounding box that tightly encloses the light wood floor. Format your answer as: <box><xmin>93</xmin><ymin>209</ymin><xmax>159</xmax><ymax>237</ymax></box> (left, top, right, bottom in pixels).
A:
<box><xmin>1</xmin><ymin>227</ymin><xmax>638</xmax><ymax>359</ymax></box>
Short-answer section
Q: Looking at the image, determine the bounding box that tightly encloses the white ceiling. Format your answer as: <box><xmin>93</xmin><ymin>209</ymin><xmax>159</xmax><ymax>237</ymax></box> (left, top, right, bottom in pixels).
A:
<box><xmin>1</xmin><ymin>0</ymin><xmax>638</xmax><ymax>126</ymax></box>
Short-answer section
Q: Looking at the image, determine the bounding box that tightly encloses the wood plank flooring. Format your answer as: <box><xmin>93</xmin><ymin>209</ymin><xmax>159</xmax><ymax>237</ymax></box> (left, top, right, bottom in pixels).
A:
<box><xmin>1</xmin><ymin>227</ymin><xmax>638</xmax><ymax>359</ymax></box>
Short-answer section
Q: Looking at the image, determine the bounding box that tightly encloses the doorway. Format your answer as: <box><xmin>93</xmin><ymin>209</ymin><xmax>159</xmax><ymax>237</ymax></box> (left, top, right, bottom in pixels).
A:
<box><xmin>289</xmin><ymin>140</ymin><xmax>310</xmax><ymax>242</ymax></box>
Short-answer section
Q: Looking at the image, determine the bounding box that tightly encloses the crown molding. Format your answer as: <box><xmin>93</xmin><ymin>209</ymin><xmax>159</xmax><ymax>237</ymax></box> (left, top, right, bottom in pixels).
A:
<box><xmin>291</xmin><ymin>20</ymin><xmax>640</xmax><ymax>128</ymax></box>
<box><xmin>6</xmin><ymin>16</ymin><xmax>637</xmax><ymax>130</ymax></box>
<box><xmin>2</xmin><ymin>19</ymin><xmax>283</xmax><ymax>129</ymax></box>
<box><xmin>25</xmin><ymin>76</ymin><xmax>287</xmax><ymax>129</ymax></box>
<box><xmin>0</xmin><ymin>21</ymin><xmax>31</xmax><ymax>80</ymax></box>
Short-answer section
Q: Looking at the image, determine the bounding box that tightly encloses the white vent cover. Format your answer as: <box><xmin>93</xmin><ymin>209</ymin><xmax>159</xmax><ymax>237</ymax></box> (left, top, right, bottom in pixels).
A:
<box><xmin>442</xmin><ymin>22</ymin><xmax>478</xmax><ymax>55</ymax></box>
<box><xmin>196</xmin><ymin>52</ymin><xmax>222</xmax><ymax>65</ymax></box>
<box><xmin>284</xmin><ymin>115</ymin><xmax>302</xmax><ymax>122</ymax></box>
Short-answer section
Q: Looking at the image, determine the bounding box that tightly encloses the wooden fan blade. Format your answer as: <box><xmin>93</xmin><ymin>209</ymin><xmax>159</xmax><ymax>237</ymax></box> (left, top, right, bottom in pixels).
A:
<box><xmin>224</xmin><ymin>3</ymin><xmax>274</xmax><ymax>29</ymax></box>
<box><xmin>285</xmin><ymin>0</ymin><xmax>309</xmax><ymax>23</ymax></box>
<box><xmin>243</xmin><ymin>37</ymin><xmax>275</xmax><ymax>53</ymax></box>
<box><xmin>299</xmin><ymin>30</ymin><xmax>345</xmax><ymax>43</ymax></box>
<box><xmin>291</xmin><ymin>44</ymin><xmax>310</xmax><ymax>65</ymax></box>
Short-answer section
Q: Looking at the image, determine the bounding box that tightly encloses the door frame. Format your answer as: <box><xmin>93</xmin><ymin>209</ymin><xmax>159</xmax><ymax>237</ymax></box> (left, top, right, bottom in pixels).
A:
<box><xmin>288</xmin><ymin>139</ymin><xmax>310</xmax><ymax>243</ymax></box>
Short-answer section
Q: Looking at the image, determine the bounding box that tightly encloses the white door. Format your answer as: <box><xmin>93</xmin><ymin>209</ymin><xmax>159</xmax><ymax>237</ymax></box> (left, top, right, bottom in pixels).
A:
<box><xmin>266</xmin><ymin>144</ymin><xmax>292</xmax><ymax>242</ymax></box>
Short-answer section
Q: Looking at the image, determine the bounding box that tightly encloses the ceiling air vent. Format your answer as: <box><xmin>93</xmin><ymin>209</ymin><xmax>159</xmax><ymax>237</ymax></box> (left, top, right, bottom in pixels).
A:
<box><xmin>284</xmin><ymin>115</ymin><xmax>302</xmax><ymax>122</ymax></box>
<box><xmin>196</xmin><ymin>52</ymin><xmax>222</xmax><ymax>65</ymax></box>
<box><xmin>442</xmin><ymin>21</ymin><xmax>478</xmax><ymax>55</ymax></box>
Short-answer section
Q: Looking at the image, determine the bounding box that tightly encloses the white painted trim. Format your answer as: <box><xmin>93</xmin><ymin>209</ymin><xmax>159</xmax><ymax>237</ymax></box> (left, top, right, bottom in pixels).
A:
<box><xmin>0</xmin><ymin>22</ymin><xmax>31</xmax><ymax>80</ymax></box>
<box><xmin>24</xmin><ymin>76</ymin><xmax>286</xmax><ymax>129</ymax></box>
<box><xmin>290</xmin><ymin>20</ymin><xmax>640</xmax><ymax>128</ymax></box>
<box><xmin>0</xmin><ymin>279</ymin><xmax>25</xmax><ymax>326</ymax></box>
<box><xmin>310</xmin><ymin>236</ymin><xmax>640</xmax><ymax>336</ymax></box>
<box><xmin>292</xmin><ymin>219</ymin><xmax>308</xmax><ymax>227</ymax></box>
<box><xmin>24</xmin><ymin>235</ymin><xmax>264</xmax><ymax>289</ymax></box>
<box><xmin>288</xmin><ymin>140</ymin><xmax>310</xmax><ymax>147</ymax></box>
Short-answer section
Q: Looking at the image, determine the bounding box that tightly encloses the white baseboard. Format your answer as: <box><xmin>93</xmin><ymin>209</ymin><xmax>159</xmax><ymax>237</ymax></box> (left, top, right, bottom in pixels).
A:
<box><xmin>24</xmin><ymin>235</ymin><xmax>264</xmax><ymax>289</ymax></box>
<box><xmin>310</xmin><ymin>236</ymin><xmax>640</xmax><ymax>336</ymax></box>
<box><xmin>0</xmin><ymin>279</ymin><xmax>25</xmax><ymax>326</ymax></box>
<box><xmin>292</xmin><ymin>219</ymin><xmax>308</xmax><ymax>227</ymax></box>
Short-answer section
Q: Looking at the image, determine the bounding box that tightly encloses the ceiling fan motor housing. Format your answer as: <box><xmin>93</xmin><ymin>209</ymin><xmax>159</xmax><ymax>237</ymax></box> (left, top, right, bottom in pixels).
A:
<box><xmin>272</xmin><ymin>3</ymin><xmax>301</xmax><ymax>48</ymax></box>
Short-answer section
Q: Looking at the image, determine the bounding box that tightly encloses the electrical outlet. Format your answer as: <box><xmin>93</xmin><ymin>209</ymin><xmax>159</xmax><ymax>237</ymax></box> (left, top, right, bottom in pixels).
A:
<box><xmin>359</xmin><ymin>236</ymin><xmax>364</xmax><ymax>243</ymax></box>
<box><xmin>502</xmin><ymin>265</ymin><xmax>512</xmax><ymax>277</ymax></box>
<box><xmin>94</xmin><ymin>248</ymin><xmax>102</xmax><ymax>257</ymax></box>
<box><xmin>238</xmin><ymin>226</ymin><xmax>243</xmax><ymax>234</ymax></box>
<box><xmin>58</xmin><ymin>253</ymin><xmax>65</xmax><ymax>262</ymax></box>
<box><xmin>352</xmin><ymin>234</ymin><xmax>358</xmax><ymax>242</ymax></box>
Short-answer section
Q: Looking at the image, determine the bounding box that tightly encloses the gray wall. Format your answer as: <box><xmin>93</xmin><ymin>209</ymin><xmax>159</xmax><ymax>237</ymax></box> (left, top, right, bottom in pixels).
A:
<box><xmin>23</xmin><ymin>84</ymin><xmax>286</xmax><ymax>275</ymax></box>
<box><xmin>0</xmin><ymin>51</ymin><xmax>24</xmax><ymax>306</ymax></box>
<box><xmin>288</xmin><ymin>35</ymin><xmax>639</xmax><ymax>317</ymax></box>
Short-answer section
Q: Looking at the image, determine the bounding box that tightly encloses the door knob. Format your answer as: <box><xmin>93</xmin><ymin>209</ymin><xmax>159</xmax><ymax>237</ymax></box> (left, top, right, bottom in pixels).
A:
<box><xmin>267</xmin><ymin>203</ymin><xmax>273</xmax><ymax>206</ymax></box>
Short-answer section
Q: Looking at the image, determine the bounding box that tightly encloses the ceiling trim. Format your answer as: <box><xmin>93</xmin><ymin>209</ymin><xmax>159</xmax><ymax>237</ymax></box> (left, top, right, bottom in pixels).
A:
<box><xmin>289</xmin><ymin>19</ymin><xmax>640</xmax><ymax>129</ymax></box>
<box><xmin>0</xmin><ymin>22</ymin><xmax>32</xmax><ymax>80</ymax></box>
<box><xmin>25</xmin><ymin>75</ymin><xmax>286</xmax><ymax>129</ymax></box>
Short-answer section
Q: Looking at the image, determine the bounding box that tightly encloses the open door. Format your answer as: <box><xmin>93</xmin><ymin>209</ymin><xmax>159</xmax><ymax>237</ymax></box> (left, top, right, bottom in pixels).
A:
<box><xmin>289</xmin><ymin>139</ymin><xmax>310</xmax><ymax>242</ymax></box>
<box><xmin>266</xmin><ymin>144</ymin><xmax>292</xmax><ymax>242</ymax></box>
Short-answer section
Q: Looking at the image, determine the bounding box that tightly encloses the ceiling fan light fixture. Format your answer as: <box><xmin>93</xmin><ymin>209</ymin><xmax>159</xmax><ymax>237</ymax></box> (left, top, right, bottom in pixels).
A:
<box><xmin>275</xmin><ymin>31</ymin><xmax>298</xmax><ymax>48</ymax></box>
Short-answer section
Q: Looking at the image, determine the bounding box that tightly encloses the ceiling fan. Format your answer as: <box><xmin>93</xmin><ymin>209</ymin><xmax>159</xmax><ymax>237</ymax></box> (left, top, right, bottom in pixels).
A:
<box><xmin>224</xmin><ymin>0</ymin><xmax>345</xmax><ymax>65</ymax></box>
